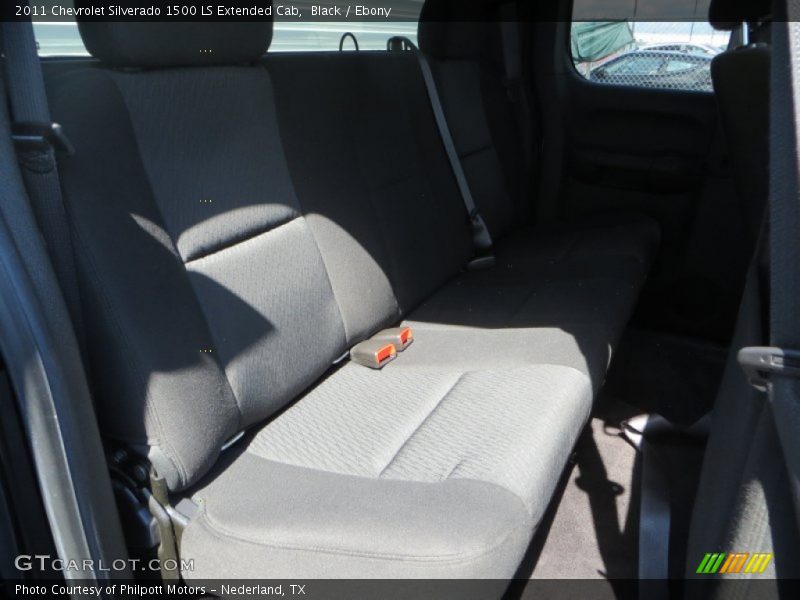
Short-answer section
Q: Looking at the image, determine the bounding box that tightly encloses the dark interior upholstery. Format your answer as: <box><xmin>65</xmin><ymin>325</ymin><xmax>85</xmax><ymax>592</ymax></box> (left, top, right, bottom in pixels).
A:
<box><xmin>42</xmin><ymin>4</ymin><xmax>665</xmax><ymax>580</ymax></box>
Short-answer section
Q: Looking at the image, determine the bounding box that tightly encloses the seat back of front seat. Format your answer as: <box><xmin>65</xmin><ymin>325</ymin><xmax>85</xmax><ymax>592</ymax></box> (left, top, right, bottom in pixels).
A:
<box><xmin>684</xmin><ymin>0</ymin><xmax>800</xmax><ymax>590</ymax></box>
<box><xmin>710</xmin><ymin>42</ymin><xmax>770</xmax><ymax>247</ymax></box>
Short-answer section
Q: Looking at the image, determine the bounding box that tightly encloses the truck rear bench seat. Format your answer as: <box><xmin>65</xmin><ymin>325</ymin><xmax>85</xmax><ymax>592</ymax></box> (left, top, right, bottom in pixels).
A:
<box><xmin>266</xmin><ymin>47</ymin><xmax>657</xmax><ymax>389</ymax></box>
<box><xmin>45</xmin><ymin>9</ymin><xmax>658</xmax><ymax>581</ymax></box>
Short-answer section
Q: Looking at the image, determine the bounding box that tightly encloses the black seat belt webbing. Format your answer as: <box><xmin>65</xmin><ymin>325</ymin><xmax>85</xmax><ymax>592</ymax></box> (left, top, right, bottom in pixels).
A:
<box><xmin>1</xmin><ymin>16</ymin><xmax>87</xmax><ymax>351</ymax></box>
<box><xmin>639</xmin><ymin>442</ymin><xmax>670</xmax><ymax>593</ymax></box>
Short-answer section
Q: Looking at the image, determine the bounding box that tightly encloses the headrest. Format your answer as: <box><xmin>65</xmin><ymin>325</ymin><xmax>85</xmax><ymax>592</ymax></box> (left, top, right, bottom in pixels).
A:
<box><xmin>76</xmin><ymin>18</ymin><xmax>273</xmax><ymax>68</ymax></box>
<box><xmin>709</xmin><ymin>0</ymin><xmax>772</xmax><ymax>30</ymax></box>
<box><xmin>417</xmin><ymin>0</ymin><xmax>492</xmax><ymax>59</ymax></box>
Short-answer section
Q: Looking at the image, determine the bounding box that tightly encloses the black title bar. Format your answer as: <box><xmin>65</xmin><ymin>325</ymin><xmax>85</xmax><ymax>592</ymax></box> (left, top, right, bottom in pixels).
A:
<box><xmin>0</xmin><ymin>0</ymin><xmax>758</xmax><ymax>24</ymax></box>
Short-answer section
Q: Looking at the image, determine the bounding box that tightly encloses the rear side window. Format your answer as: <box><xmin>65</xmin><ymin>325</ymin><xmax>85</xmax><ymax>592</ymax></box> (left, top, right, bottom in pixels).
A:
<box><xmin>272</xmin><ymin>22</ymin><xmax>417</xmax><ymax>51</ymax></box>
<box><xmin>32</xmin><ymin>0</ymin><xmax>421</xmax><ymax>56</ymax></box>
<box><xmin>33</xmin><ymin>21</ymin><xmax>418</xmax><ymax>56</ymax></box>
<box><xmin>272</xmin><ymin>0</ymin><xmax>421</xmax><ymax>50</ymax></box>
<box><xmin>571</xmin><ymin>1</ymin><xmax>732</xmax><ymax>93</ymax></box>
<box><xmin>33</xmin><ymin>22</ymin><xmax>88</xmax><ymax>56</ymax></box>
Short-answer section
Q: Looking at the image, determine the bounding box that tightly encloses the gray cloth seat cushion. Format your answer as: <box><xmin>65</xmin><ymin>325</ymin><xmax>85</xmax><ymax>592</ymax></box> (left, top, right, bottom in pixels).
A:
<box><xmin>181</xmin><ymin>361</ymin><xmax>592</xmax><ymax>579</ymax></box>
<box><xmin>403</xmin><ymin>215</ymin><xmax>659</xmax><ymax>390</ymax></box>
<box><xmin>483</xmin><ymin>214</ymin><xmax>661</xmax><ymax>286</ymax></box>
<box><xmin>405</xmin><ymin>277</ymin><xmax>633</xmax><ymax>392</ymax></box>
<box><xmin>396</xmin><ymin>325</ymin><xmax>614</xmax><ymax>394</ymax></box>
<box><xmin>177</xmin><ymin>215</ymin><xmax>654</xmax><ymax>579</ymax></box>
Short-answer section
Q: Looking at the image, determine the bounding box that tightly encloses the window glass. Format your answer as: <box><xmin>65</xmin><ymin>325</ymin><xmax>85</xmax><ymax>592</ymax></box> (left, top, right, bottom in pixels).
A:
<box><xmin>32</xmin><ymin>0</ymin><xmax>423</xmax><ymax>56</ymax></box>
<box><xmin>664</xmin><ymin>58</ymin><xmax>699</xmax><ymax>73</ymax></box>
<box><xmin>33</xmin><ymin>20</ymin><xmax>419</xmax><ymax>56</ymax></box>
<box><xmin>571</xmin><ymin>12</ymin><xmax>731</xmax><ymax>92</ymax></box>
<box><xmin>604</xmin><ymin>55</ymin><xmax>662</xmax><ymax>76</ymax></box>
<box><xmin>33</xmin><ymin>21</ymin><xmax>88</xmax><ymax>56</ymax></box>
<box><xmin>271</xmin><ymin>22</ymin><xmax>417</xmax><ymax>52</ymax></box>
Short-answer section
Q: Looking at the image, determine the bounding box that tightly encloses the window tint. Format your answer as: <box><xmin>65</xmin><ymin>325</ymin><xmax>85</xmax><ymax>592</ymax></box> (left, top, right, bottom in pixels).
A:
<box><xmin>571</xmin><ymin>1</ymin><xmax>731</xmax><ymax>93</ymax></box>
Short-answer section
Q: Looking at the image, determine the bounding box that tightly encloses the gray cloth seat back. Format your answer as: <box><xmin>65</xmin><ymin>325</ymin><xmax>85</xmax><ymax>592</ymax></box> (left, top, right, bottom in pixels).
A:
<box><xmin>48</xmin><ymin>20</ymin><xmax>352</xmax><ymax>491</ymax></box>
<box><xmin>49</xmin><ymin>17</ymin><xmax>491</xmax><ymax>491</ymax></box>
<box><xmin>265</xmin><ymin>52</ymin><xmax>473</xmax><ymax>335</ymax></box>
<box><xmin>417</xmin><ymin>0</ymin><xmax>532</xmax><ymax>241</ymax></box>
<box><xmin>688</xmin><ymin>9</ymin><xmax>772</xmax><ymax>557</ymax></box>
<box><xmin>684</xmin><ymin>0</ymin><xmax>800</xmax><ymax>589</ymax></box>
<box><xmin>685</xmin><ymin>264</ymin><xmax>800</xmax><ymax>592</ymax></box>
<box><xmin>711</xmin><ymin>44</ymin><xmax>770</xmax><ymax>245</ymax></box>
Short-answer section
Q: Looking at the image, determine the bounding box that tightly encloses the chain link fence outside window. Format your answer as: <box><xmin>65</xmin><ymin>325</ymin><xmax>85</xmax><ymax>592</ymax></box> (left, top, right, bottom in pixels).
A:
<box><xmin>572</xmin><ymin>21</ymin><xmax>732</xmax><ymax>93</ymax></box>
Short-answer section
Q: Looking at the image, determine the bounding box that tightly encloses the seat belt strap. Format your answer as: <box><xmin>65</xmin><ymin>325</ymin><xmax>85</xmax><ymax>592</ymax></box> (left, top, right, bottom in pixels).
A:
<box><xmin>416</xmin><ymin>51</ymin><xmax>494</xmax><ymax>254</ymax></box>
<box><xmin>623</xmin><ymin>414</ymin><xmax>672</xmax><ymax>597</ymax></box>
<box><xmin>388</xmin><ymin>38</ymin><xmax>492</xmax><ymax>258</ymax></box>
<box><xmin>387</xmin><ymin>36</ymin><xmax>493</xmax><ymax>259</ymax></box>
<box><xmin>1</xmin><ymin>16</ymin><xmax>87</xmax><ymax>352</ymax></box>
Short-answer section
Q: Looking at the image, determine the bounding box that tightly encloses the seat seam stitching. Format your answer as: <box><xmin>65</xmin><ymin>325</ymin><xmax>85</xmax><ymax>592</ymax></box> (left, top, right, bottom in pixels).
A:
<box><xmin>183</xmin><ymin>214</ymin><xmax>301</xmax><ymax>265</ymax></box>
<box><xmin>377</xmin><ymin>372</ymin><xmax>464</xmax><ymax>478</ymax></box>
<box><xmin>295</xmin><ymin>216</ymin><xmax>351</xmax><ymax>344</ymax></box>
<box><xmin>195</xmin><ymin>501</ymin><xmax>527</xmax><ymax>564</ymax></box>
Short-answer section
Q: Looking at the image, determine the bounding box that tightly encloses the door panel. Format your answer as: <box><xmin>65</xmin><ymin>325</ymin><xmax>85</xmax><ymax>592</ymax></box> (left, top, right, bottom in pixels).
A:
<box><xmin>561</xmin><ymin>74</ymin><xmax>750</xmax><ymax>342</ymax></box>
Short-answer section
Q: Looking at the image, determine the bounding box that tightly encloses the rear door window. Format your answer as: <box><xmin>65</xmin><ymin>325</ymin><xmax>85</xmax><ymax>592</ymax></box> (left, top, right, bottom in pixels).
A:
<box><xmin>571</xmin><ymin>0</ymin><xmax>732</xmax><ymax>93</ymax></box>
<box><xmin>32</xmin><ymin>1</ymin><xmax>423</xmax><ymax>56</ymax></box>
<box><xmin>33</xmin><ymin>22</ymin><xmax>88</xmax><ymax>56</ymax></box>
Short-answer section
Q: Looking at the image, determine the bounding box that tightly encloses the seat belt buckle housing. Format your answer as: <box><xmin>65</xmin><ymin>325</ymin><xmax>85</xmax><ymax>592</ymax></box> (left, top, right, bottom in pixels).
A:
<box><xmin>372</xmin><ymin>327</ymin><xmax>414</xmax><ymax>352</ymax></box>
<box><xmin>351</xmin><ymin>340</ymin><xmax>397</xmax><ymax>369</ymax></box>
<box><xmin>469</xmin><ymin>209</ymin><xmax>493</xmax><ymax>252</ymax></box>
<box><xmin>738</xmin><ymin>346</ymin><xmax>800</xmax><ymax>391</ymax></box>
<box><xmin>12</xmin><ymin>121</ymin><xmax>75</xmax><ymax>156</ymax></box>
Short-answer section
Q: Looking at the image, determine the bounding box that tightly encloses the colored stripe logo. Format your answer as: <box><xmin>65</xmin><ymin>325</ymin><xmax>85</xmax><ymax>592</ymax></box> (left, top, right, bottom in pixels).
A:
<box><xmin>696</xmin><ymin>552</ymin><xmax>773</xmax><ymax>574</ymax></box>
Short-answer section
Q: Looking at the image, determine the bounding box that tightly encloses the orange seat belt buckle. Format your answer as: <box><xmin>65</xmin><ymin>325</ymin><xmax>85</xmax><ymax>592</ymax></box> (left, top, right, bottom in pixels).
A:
<box><xmin>350</xmin><ymin>340</ymin><xmax>398</xmax><ymax>369</ymax></box>
<box><xmin>373</xmin><ymin>327</ymin><xmax>414</xmax><ymax>352</ymax></box>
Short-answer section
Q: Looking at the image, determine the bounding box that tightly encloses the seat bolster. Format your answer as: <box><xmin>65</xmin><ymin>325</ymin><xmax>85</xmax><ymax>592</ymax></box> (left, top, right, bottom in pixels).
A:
<box><xmin>49</xmin><ymin>68</ymin><xmax>243</xmax><ymax>491</ymax></box>
<box><xmin>182</xmin><ymin>456</ymin><xmax>533</xmax><ymax>579</ymax></box>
